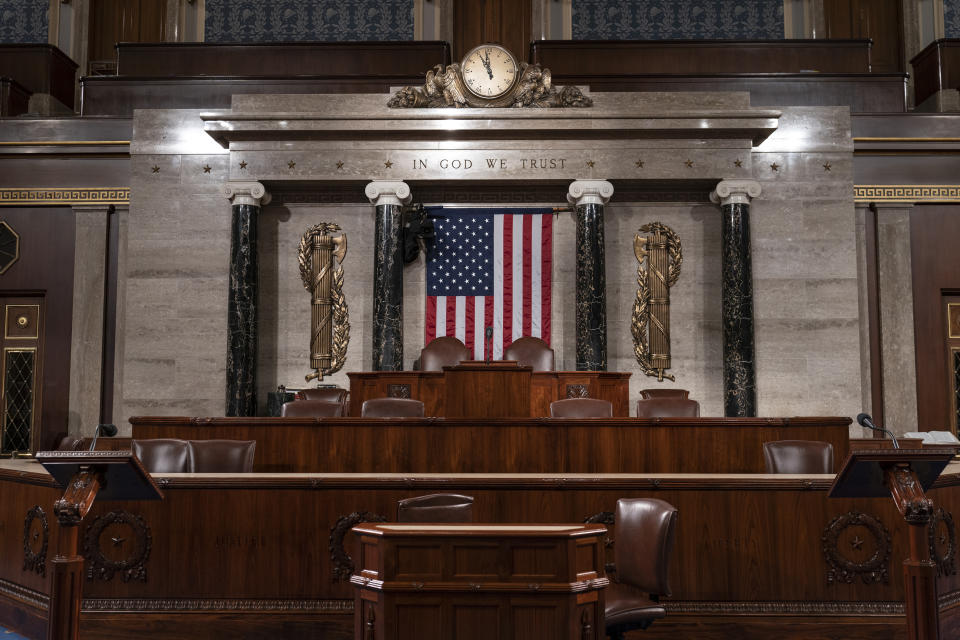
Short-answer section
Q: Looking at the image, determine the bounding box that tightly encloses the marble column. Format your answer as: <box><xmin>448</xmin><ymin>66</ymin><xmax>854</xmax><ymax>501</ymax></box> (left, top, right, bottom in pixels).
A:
<box><xmin>710</xmin><ymin>180</ymin><xmax>761</xmax><ymax>417</ymax></box>
<box><xmin>223</xmin><ymin>182</ymin><xmax>270</xmax><ymax>416</ymax></box>
<box><xmin>568</xmin><ymin>180</ymin><xmax>614</xmax><ymax>371</ymax></box>
<box><xmin>365</xmin><ymin>181</ymin><xmax>411</xmax><ymax>371</ymax></box>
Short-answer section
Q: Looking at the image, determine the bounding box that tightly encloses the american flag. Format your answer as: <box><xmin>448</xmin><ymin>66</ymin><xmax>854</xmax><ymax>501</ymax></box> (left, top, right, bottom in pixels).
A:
<box><xmin>425</xmin><ymin>207</ymin><xmax>553</xmax><ymax>360</ymax></box>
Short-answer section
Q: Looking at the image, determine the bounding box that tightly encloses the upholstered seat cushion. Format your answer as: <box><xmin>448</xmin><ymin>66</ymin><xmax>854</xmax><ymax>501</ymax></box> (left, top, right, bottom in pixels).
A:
<box><xmin>604</xmin><ymin>582</ymin><xmax>666</xmax><ymax>627</ymax></box>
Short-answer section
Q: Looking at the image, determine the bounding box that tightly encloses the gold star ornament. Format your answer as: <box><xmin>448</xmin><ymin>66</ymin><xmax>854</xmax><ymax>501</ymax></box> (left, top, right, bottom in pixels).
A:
<box><xmin>239</xmin><ymin>160</ymin><xmax>248</xmax><ymax>169</ymax></box>
<box><xmin>635</xmin><ymin>159</ymin><xmax>644</xmax><ymax>168</ymax></box>
<box><xmin>288</xmin><ymin>160</ymin><xmax>296</xmax><ymax>169</ymax></box>
<box><xmin>336</xmin><ymin>161</ymin><xmax>344</xmax><ymax>170</ymax></box>
<box><xmin>202</xmin><ymin>165</ymin><xmax>211</xmax><ymax>173</ymax></box>
<box><xmin>151</xmin><ymin>165</ymin><xmax>160</xmax><ymax>173</ymax></box>
<box><xmin>770</xmin><ymin>162</ymin><xmax>780</xmax><ymax>172</ymax></box>
<box><xmin>823</xmin><ymin>162</ymin><xmax>832</xmax><ymax>171</ymax></box>
<box><xmin>586</xmin><ymin>160</ymin><xmax>595</xmax><ymax>168</ymax></box>
<box><xmin>384</xmin><ymin>160</ymin><xmax>393</xmax><ymax>169</ymax></box>
<box><xmin>684</xmin><ymin>160</ymin><xmax>693</xmax><ymax>168</ymax></box>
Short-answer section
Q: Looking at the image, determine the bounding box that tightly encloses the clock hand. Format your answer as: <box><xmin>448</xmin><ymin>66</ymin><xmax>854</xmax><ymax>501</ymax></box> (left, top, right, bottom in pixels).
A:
<box><xmin>482</xmin><ymin>51</ymin><xmax>493</xmax><ymax>79</ymax></box>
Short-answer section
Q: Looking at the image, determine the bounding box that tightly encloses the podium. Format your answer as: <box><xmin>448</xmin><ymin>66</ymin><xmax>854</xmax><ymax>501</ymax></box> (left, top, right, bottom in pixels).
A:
<box><xmin>36</xmin><ymin>451</ymin><xmax>164</xmax><ymax>640</ymax></box>
<box><xmin>829</xmin><ymin>449</ymin><xmax>955</xmax><ymax>640</ymax></box>
<box><xmin>443</xmin><ymin>360</ymin><xmax>532</xmax><ymax>418</ymax></box>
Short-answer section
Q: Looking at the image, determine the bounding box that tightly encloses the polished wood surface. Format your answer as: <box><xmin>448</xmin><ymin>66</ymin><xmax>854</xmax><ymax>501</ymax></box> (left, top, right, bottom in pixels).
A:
<box><xmin>351</xmin><ymin>523</ymin><xmax>607</xmax><ymax>639</ymax></box>
<box><xmin>824</xmin><ymin>1</ymin><xmax>904</xmax><ymax>73</ymax></box>
<box><xmin>88</xmin><ymin>0</ymin><xmax>168</xmax><ymax>73</ymax></box>
<box><xmin>129</xmin><ymin>416</ymin><xmax>851</xmax><ymax>474</ymax></box>
<box><xmin>3</xmin><ymin>459</ymin><xmax>960</xmax><ymax>639</ymax></box>
<box><xmin>531</xmin><ymin>39</ymin><xmax>874</xmax><ymax>74</ymax></box>
<box><xmin>911</xmin><ymin>39</ymin><xmax>960</xmax><ymax>107</ymax></box>
<box><xmin>454</xmin><ymin>0</ymin><xmax>533</xmax><ymax>62</ymax></box>
<box><xmin>0</xmin><ymin>78</ymin><xmax>31</xmax><ymax>117</ymax></box>
<box><xmin>0</xmin><ymin>45</ymin><xmax>78</xmax><ymax>110</ymax></box>
<box><xmin>348</xmin><ymin>370</ymin><xmax>631</xmax><ymax>417</ymax></box>
<box><xmin>443</xmin><ymin>362</ymin><xmax>531</xmax><ymax>417</ymax></box>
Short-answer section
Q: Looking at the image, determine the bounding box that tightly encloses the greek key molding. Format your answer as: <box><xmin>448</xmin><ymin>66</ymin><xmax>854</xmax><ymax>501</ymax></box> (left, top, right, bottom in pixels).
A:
<box><xmin>0</xmin><ymin>188</ymin><xmax>130</xmax><ymax>205</ymax></box>
<box><xmin>664</xmin><ymin>600</ymin><xmax>904</xmax><ymax>616</ymax></box>
<box><xmin>855</xmin><ymin>185</ymin><xmax>960</xmax><ymax>203</ymax></box>
<box><xmin>81</xmin><ymin>598</ymin><xmax>353</xmax><ymax>613</ymax></box>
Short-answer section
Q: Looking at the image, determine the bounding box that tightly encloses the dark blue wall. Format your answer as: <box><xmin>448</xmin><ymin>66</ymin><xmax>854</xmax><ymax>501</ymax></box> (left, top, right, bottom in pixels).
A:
<box><xmin>946</xmin><ymin>0</ymin><xmax>960</xmax><ymax>38</ymax></box>
<box><xmin>0</xmin><ymin>0</ymin><xmax>48</xmax><ymax>44</ymax></box>
<box><xmin>572</xmin><ymin>0</ymin><xmax>784</xmax><ymax>40</ymax></box>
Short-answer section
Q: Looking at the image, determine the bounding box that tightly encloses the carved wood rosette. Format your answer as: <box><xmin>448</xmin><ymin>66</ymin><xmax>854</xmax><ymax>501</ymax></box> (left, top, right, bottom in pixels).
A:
<box><xmin>22</xmin><ymin>505</ymin><xmax>48</xmax><ymax>576</ymax></box>
<box><xmin>822</xmin><ymin>511</ymin><xmax>891</xmax><ymax>585</ymax></box>
<box><xmin>387</xmin><ymin>384</ymin><xmax>410</xmax><ymax>399</ymax></box>
<box><xmin>566</xmin><ymin>384</ymin><xmax>589</xmax><ymax>398</ymax></box>
<box><xmin>929</xmin><ymin>507</ymin><xmax>957</xmax><ymax>577</ymax></box>
<box><xmin>82</xmin><ymin>511</ymin><xmax>152</xmax><ymax>583</ymax></box>
<box><xmin>328</xmin><ymin>511</ymin><xmax>387</xmax><ymax>582</ymax></box>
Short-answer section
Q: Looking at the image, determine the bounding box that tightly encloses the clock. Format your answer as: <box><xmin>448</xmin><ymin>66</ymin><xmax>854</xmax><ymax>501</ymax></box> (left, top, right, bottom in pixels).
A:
<box><xmin>461</xmin><ymin>44</ymin><xmax>519</xmax><ymax>100</ymax></box>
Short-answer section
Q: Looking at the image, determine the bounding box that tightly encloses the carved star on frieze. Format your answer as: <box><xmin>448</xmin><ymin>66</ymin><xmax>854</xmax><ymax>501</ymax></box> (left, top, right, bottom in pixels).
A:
<box><xmin>635</xmin><ymin>159</ymin><xmax>644</xmax><ymax>168</ymax></box>
<box><xmin>770</xmin><ymin>162</ymin><xmax>780</xmax><ymax>172</ymax></box>
<box><xmin>151</xmin><ymin>165</ymin><xmax>160</xmax><ymax>173</ymax></box>
<box><xmin>586</xmin><ymin>160</ymin><xmax>595</xmax><ymax>168</ymax></box>
<box><xmin>384</xmin><ymin>160</ymin><xmax>393</xmax><ymax>169</ymax></box>
<box><xmin>734</xmin><ymin>159</ymin><xmax>743</xmax><ymax>168</ymax></box>
<box><xmin>202</xmin><ymin>165</ymin><xmax>211</xmax><ymax>173</ymax></box>
<box><xmin>336</xmin><ymin>161</ymin><xmax>344</xmax><ymax>170</ymax></box>
<box><xmin>288</xmin><ymin>160</ymin><xmax>296</xmax><ymax>169</ymax></box>
<box><xmin>239</xmin><ymin>161</ymin><xmax>248</xmax><ymax>169</ymax></box>
<box><xmin>684</xmin><ymin>160</ymin><xmax>693</xmax><ymax>168</ymax></box>
<box><xmin>823</xmin><ymin>162</ymin><xmax>832</xmax><ymax>171</ymax></box>
<box><xmin>850</xmin><ymin>536</ymin><xmax>864</xmax><ymax>550</ymax></box>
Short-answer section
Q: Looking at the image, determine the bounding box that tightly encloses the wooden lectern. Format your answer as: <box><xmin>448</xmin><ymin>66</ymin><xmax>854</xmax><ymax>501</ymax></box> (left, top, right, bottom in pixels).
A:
<box><xmin>443</xmin><ymin>360</ymin><xmax>532</xmax><ymax>417</ymax></box>
<box><xmin>829</xmin><ymin>449</ymin><xmax>955</xmax><ymax>640</ymax></box>
<box><xmin>36</xmin><ymin>451</ymin><xmax>164</xmax><ymax>640</ymax></box>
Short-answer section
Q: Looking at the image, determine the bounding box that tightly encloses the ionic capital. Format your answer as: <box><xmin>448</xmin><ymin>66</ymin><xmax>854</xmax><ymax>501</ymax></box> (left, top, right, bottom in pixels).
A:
<box><xmin>567</xmin><ymin>180</ymin><xmax>614</xmax><ymax>206</ymax></box>
<box><xmin>710</xmin><ymin>180</ymin><xmax>761</xmax><ymax>207</ymax></box>
<box><xmin>223</xmin><ymin>181</ymin><xmax>271</xmax><ymax>207</ymax></box>
<box><xmin>365</xmin><ymin>181</ymin><xmax>412</xmax><ymax>207</ymax></box>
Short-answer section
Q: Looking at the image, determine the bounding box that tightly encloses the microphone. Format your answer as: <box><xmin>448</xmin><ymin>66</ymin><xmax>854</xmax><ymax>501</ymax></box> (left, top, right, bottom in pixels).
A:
<box><xmin>856</xmin><ymin>413</ymin><xmax>899</xmax><ymax>449</ymax></box>
<box><xmin>485</xmin><ymin>327</ymin><xmax>493</xmax><ymax>364</ymax></box>
<box><xmin>89</xmin><ymin>423</ymin><xmax>118</xmax><ymax>452</ymax></box>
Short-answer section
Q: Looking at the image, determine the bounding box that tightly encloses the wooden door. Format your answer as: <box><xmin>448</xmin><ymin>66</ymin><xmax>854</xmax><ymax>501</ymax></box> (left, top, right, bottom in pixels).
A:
<box><xmin>0</xmin><ymin>297</ymin><xmax>44</xmax><ymax>456</ymax></box>
<box><xmin>88</xmin><ymin>0</ymin><xmax>168</xmax><ymax>73</ymax></box>
<box><xmin>824</xmin><ymin>0</ymin><xmax>904</xmax><ymax>73</ymax></box>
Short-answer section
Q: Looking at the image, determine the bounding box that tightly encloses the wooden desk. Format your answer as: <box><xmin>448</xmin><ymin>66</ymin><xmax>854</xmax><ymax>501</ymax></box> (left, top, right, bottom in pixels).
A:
<box><xmin>347</xmin><ymin>370</ymin><xmax>631</xmax><ymax>417</ymax></box>
<box><xmin>444</xmin><ymin>361</ymin><xmax>531</xmax><ymax>417</ymax></box>
<box><xmin>130</xmin><ymin>416</ymin><xmax>852</xmax><ymax>474</ymax></box>
<box><xmin>351</xmin><ymin>523</ymin><xmax>608</xmax><ymax>639</ymax></box>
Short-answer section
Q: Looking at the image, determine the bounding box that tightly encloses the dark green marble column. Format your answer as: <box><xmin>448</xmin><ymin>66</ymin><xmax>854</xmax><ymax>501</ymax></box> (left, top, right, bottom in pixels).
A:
<box><xmin>568</xmin><ymin>180</ymin><xmax>614</xmax><ymax>371</ymax></box>
<box><xmin>711</xmin><ymin>180</ymin><xmax>761</xmax><ymax>417</ymax></box>
<box><xmin>223</xmin><ymin>182</ymin><xmax>270</xmax><ymax>417</ymax></box>
<box><xmin>365</xmin><ymin>181</ymin><xmax>411</xmax><ymax>371</ymax></box>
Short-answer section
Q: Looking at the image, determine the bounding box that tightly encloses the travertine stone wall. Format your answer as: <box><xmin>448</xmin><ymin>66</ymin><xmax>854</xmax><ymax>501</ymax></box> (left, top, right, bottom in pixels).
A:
<box><xmin>120</xmin><ymin>101</ymin><xmax>862</xmax><ymax>427</ymax></box>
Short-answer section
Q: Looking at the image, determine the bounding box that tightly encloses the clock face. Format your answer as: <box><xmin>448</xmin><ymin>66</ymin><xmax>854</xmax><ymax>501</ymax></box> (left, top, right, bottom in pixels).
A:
<box><xmin>461</xmin><ymin>44</ymin><xmax>518</xmax><ymax>100</ymax></box>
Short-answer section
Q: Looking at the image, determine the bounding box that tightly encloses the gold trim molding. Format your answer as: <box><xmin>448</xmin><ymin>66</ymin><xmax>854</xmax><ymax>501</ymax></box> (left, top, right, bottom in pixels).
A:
<box><xmin>855</xmin><ymin>185</ymin><xmax>960</xmax><ymax>203</ymax></box>
<box><xmin>0</xmin><ymin>189</ymin><xmax>130</xmax><ymax>205</ymax></box>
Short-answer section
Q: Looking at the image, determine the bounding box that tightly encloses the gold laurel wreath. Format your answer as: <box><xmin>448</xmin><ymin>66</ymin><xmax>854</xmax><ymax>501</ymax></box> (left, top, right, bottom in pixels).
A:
<box><xmin>297</xmin><ymin>223</ymin><xmax>349</xmax><ymax>376</ymax></box>
<box><xmin>631</xmin><ymin>222</ymin><xmax>682</xmax><ymax>380</ymax></box>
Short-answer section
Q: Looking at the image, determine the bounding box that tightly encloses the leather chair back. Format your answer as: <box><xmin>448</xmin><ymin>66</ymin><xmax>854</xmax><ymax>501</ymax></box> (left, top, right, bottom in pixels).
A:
<box><xmin>297</xmin><ymin>387</ymin><xmax>348</xmax><ymax>404</ymax></box>
<box><xmin>636</xmin><ymin>397</ymin><xmax>700</xmax><ymax>418</ymax></box>
<box><xmin>189</xmin><ymin>440</ymin><xmax>256</xmax><ymax>473</ymax></box>
<box><xmin>397</xmin><ymin>493</ymin><xmax>474</xmax><ymax>523</ymax></box>
<box><xmin>615</xmin><ymin>498</ymin><xmax>678</xmax><ymax>597</ymax></box>
<box><xmin>281</xmin><ymin>399</ymin><xmax>344</xmax><ymax>417</ymax></box>
<box><xmin>132</xmin><ymin>439</ymin><xmax>191</xmax><ymax>473</ymax></box>
<box><xmin>639</xmin><ymin>389</ymin><xmax>690</xmax><ymax>399</ymax></box>
<box><xmin>763</xmin><ymin>440</ymin><xmax>834</xmax><ymax>474</ymax></box>
<box><xmin>421</xmin><ymin>336</ymin><xmax>470</xmax><ymax>371</ymax></box>
<box><xmin>56</xmin><ymin>435</ymin><xmax>85</xmax><ymax>451</ymax></box>
<box><xmin>504</xmin><ymin>336</ymin><xmax>554</xmax><ymax>371</ymax></box>
<box><xmin>549</xmin><ymin>398</ymin><xmax>613</xmax><ymax>418</ymax></box>
<box><xmin>361</xmin><ymin>398</ymin><xmax>425</xmax><ymax>418</ymax></box>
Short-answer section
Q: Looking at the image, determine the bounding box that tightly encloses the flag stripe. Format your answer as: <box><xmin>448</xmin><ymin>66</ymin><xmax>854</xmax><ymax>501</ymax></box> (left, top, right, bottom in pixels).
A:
<box><xmin>446</xmin><ymin>296</ymin><xmax>457</xmax><ymax>338</ymax></box>
<box><xmin>502</xmin><ymin>215</ymin><xmax>513</xmax><ymax>349</ymax></box>
<box><xmin>512</xmin><ymin>216</ymin><xmax>523</xmax><ymax>343</ymax></box>
<box><xmin>541</xmin><ymin>213</ymin><xmax>552</xmax><ymax>343</ymax></box>
<box><xmin>522</xmin><ymin>214</ymin><xmax>533</xmax><ymax>338</ymax></box>
<box><xmin>531</xmin><ymin>217</ymin><xmax>542</xmax><ymax>338</ymax></box>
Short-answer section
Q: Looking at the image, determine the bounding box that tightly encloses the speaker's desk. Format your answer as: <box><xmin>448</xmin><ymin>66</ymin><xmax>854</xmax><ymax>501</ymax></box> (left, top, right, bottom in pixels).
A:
<box><xmin>347</xmin><ymin>367</ymin><xmax>631</xmax><ymax>417</ymax></box>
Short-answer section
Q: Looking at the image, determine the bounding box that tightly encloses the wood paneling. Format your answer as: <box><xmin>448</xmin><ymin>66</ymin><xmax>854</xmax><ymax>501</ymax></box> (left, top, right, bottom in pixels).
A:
<box><xmin>0</xmin><ymin>79</ymin><xmax>31</xmax><ymax>117</ymax></box>
<box><xmin>452</xmin><ymin>0</ymin><xmax>533</xmax><ymax>62</ymax></box>
<box><xmin>129</xmin><ymin>416</ymin><xmax>851</xmax><ymax>474</ymax></box>
<box><xmin>0</xmin><ymin>45</ymin><xmax>78</xmax><ymax>110</ymax></box>
<box><xmin>3</xmin><ymin>462</ymin><xmax>960</xmax><ymax>639</ymax></box>
<box><xmin>824</xmin><ymin>1</ymin><xmax>904</xmax><ymax>73</ymax></box>
<box><xmin>88</xmin><ymin>0</ymin><xmax>168</xmax><ymax>71</ymax></box>
<box><xmin>911</xmin><ymin>205</ymin><xmax>960</xmax><ymax>430</ymax></box>
<box><xmin>531</xmin><ymin>39</ymin><xmax>874</xmax><ymax>74</ymax></box>
<box><xmin>910</xmin><ymin>39</ymin><xmax>960</xmax><ymax>107</ymax></box>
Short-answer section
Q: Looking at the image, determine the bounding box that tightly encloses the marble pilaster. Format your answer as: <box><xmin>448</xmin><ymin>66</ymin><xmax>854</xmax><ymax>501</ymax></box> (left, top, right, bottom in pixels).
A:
<box><xmin>711</xmin><ymin>180</ymin><xmax>761</xmax><ymax>417</ymax></box>
<box><xmin>568</xmin><ymin>180</ymin><xmax>614</xmax><ymax>371</ymax></box>
<box><xmin>366</xmin><ymin>181</ymin><xmax>411</xmax><ymax>371</ymax></box>
<box><xmin>223</xmin><ymin>182</ymin><xmax>270</xmax><ymax>416</ymax></box>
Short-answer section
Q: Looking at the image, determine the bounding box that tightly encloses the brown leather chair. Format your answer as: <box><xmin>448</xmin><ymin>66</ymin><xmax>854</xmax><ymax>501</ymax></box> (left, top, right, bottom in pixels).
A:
<box><xmin>188</xmin><ymin>440</ymin><xmax>256</xmax><ymax>473</ymax></box>
<box><xmin>55</xmin><ymin>435</ymin><xmax>85</xmax><ymax>451</ymax></box>
<box><xmin>131</xmin><ymin>439</ymin><xmax>191</xmax><ymax>473</ymax></box>
<box><xmin>763</xmin><ymin>440</ymin><xmax>834</xmax><ymax>474</ymax></box>
<box><xmin>549</xmin><ymin>398</ymin><xmax>613</xmax><ymax>418</ymax></box>
<box><xmin>397</xmin><ymin>493</ymin><xmax>474</xmax><ymax>523</ymax></box>
<box><xmin>606</xmin><ymin>498</ymin><xmax>679</xmax><ymax>639</ymax></box>
<box><xmin>504</xmin><ymin>336</ymin><xmax>554</xmax><ymax>371</ymax></box>
<box><xmin>360</xmin><ymin>398</ymin><xmax>425</xmax><ymax>418</ymax></box>
<box><xmin>281</xmin><ymin>399</ymin><xmax>344</xmax><ymax>417</ymax></box>
<box><xmin>635</xmin><ymin>394</ymin><xmax>700</xmax><ymax>418</ymax></box>
<box><xmin>296</xmin><ymin>387</ymin><xmax>348</xmax><ymax>403</ymax></box>
<box><xmin>420</xmin><ymin>336</ymin><xmax>470</xmax><ymax>371</ymax></box>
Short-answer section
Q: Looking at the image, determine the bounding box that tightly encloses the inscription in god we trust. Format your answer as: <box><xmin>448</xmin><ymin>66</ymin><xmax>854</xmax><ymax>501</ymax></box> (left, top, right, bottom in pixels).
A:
<box><xmin>412</xmin><ymin>157</ymin><xmax>568</xmax><ymax>171</ymax></box>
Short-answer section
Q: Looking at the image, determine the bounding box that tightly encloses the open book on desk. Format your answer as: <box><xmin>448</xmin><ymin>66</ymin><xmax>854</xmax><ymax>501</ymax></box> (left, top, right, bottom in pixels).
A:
<box><xmin>904</xmin><ymin>430</ymin><xmax>960</xmax><ymax>444</ymax></box>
